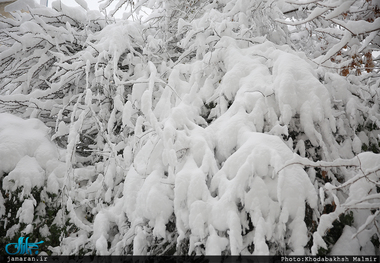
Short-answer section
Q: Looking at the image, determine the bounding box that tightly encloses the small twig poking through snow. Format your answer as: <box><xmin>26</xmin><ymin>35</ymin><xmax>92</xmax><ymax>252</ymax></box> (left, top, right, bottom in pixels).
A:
<box><xmin>277</xmin><ymin>157</ymin><xmax>359</xmax><ymax>176</ymax></box>
<box><xmin>243</xmin><ymin>90</ymin><xmax>274</xmax><ymax>98</ymax></box>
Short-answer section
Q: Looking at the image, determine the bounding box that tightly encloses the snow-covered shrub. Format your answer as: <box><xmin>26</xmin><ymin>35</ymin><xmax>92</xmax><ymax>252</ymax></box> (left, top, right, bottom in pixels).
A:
<box><xmin>0</xmin><ymin>0</ymin><xmax>379</xmax><ymax>256</ymax></box>
<box><xmin>0</xmin><ymin>113</ymin><xmax>65</xmax><ymax>255</ymax></box>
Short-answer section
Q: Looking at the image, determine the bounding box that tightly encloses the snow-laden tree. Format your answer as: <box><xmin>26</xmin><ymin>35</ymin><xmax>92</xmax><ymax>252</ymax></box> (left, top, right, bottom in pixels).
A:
<box><xmin>0</xmin><ymin>0</ymin><xmax>379</xmax><ymax>256</ymax></box>
<box><xmin>277</xmin><ymin>2</ymin><xmax>380</xmax><ymax>254</ymax></box>
<box><xmin>279</xmin><ymin>0</ymin><xmax>379</xmax><ymax>76</ymax></box>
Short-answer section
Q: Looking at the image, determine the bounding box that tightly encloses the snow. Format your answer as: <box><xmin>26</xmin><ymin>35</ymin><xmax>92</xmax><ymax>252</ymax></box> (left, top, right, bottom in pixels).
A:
<box><xmin>92</xmin><ymin>211</ymin><xmax>111</xmax><ymax>254</ymax></box>
<box><xmin>1</xmin><ymin>0</ymin><xmax>379</xmax><ymax>257</ymax></box>
<box><xmin>0</xmin><ymin>113</ymin><xmax>58</xmax><ymax>174</ymax></box>
<box><xmin>74</xmin><ymin>0</ymin><xmax>89</xmax><ymax>11</ymax></box>
<box><xmin>277</xmin><ymin>6</ymin><xmax>329</xmax><ymax>25</ymax></box>
<box><xmin>207</xmin><ymin>127</ymin><xmax>317</xmax><ymax>254</ymax></box>
<box><xmin>339</xmin><ymin>17</ymin><xmax>380</xmax><ymax>36</ymax></box>
<box><xmin>4</xmin><ymin>0</ymin><xmax>38</xmax><ymax>12</ymax></box>
<box><xmin>3</xmin><ymin>156</ymin><xmax>45</xmax><ymax>197</ymax></box>
<box><xmin>133</xmin><ymin>226</ymin><xmax>147</xmax><ymax>255</ymax></box>
<box><xmin>17</xmin><ymin>199</ymin><xmax>34</xmax><ymax>224</ymax></box>
<box><xmin>95</xmin><ymin>234</ymin><xmax>108</xmax><ymax>255</ymax></box>
<box><xmin>330</xmin><ymin>226</ymin><xmax>360</xmax><ymax>255</ymax></box>
<box><xmin>205</xmin><ymin>225</ymin><xmax>229</xmax><ymax>255</ymax></box>
<box><xmin>352</xmin><ymin>135</ymin><xmax>362</xmax><ymax>154</ymax></box>
<box><xmin>324</xmin><ymin>1</ymin><xmax>355</xmax><ymax>20</ymax></box>
<box><xmin>51</xmin><ymin>0</ymin><xmax>87</xmax><ymax>22</ymax></box>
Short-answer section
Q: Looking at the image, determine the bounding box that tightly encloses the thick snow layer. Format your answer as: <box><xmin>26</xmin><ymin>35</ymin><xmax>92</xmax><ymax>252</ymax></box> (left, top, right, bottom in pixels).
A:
<box><xmin>74</xmin><ymin>0</ymin><xmax>89</xmax><ymax>11</ymax></box>
<box><xmin>78</xmin><ymin>32</ymin><xmax>366</xmax><ymax>255</ymax></box>
<box><xmin>0</xmin><ymin>113</ymin><xmax>58</xmax><ymax>175</ymax></box>
<box><xmin>17</xmin><ymin>199</ymin><xmax>34</xmax><ymax>224</ymax></box>
<box><xmin>324</xmin><ymin>1</ymin><xmax>355</xmax><ymax>20</ymax></box>
<box><xmin>209</xmin><ymin>131</ymin><xmax>317</xmax><ymax>254</ymax></box>
<box><xmin>3</xmin><ymin>156</ymin><xmax>45</xmax><ymax>197</ymax></box>
<box><xmin>4</xmin><ymin>0</ymin><xmax>38</xmax><ymax>12</ymax></box>
<box><xmin>330</xmin><ymin>226</ymin><xmax>360</xmax><ymax>255</ymax></box>
<box><xmin>2</xmin><ymin>0</ymin><xmax>379</xmax><ymax>255</ymax></box>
